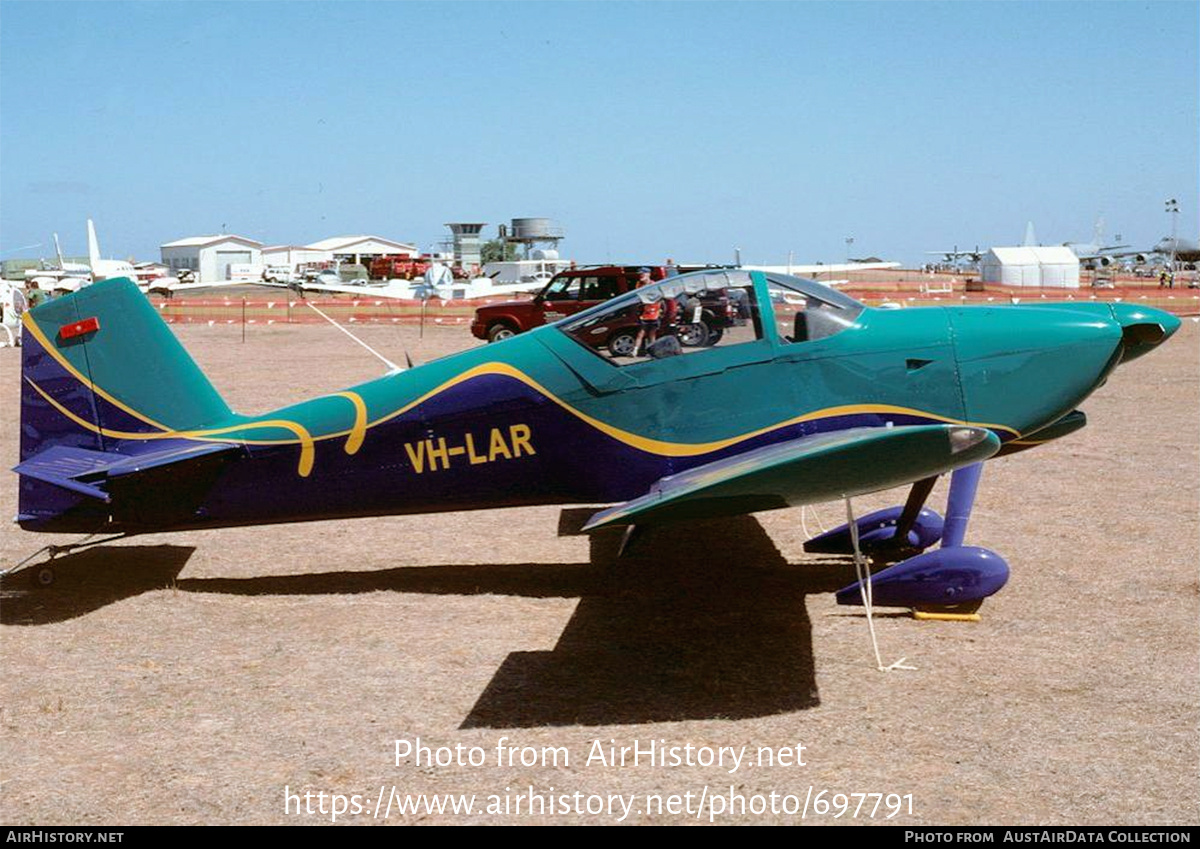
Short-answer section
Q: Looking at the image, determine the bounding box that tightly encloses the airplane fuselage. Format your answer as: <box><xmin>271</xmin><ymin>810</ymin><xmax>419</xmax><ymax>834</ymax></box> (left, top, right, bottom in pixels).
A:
<box><xmin>17</xmin><ymin>273</ymin><xmax>1169</xmax><ymax>537</ymax></box>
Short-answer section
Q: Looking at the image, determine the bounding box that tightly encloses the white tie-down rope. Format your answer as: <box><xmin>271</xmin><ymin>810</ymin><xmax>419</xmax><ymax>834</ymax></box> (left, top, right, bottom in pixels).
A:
<box><xmin>845</xmin><ymin>496</ymin><xmax>916</xmax><ymax>673</ymax></box>
<box><xmin>800</xmin><ymin>504</ymin><xmax>829</xmax><ymax>539</ymax></box>
<box><xmin>305</xmin><ymin>301</ymin><xmax>404</xmax><ymax>373</ymax></box>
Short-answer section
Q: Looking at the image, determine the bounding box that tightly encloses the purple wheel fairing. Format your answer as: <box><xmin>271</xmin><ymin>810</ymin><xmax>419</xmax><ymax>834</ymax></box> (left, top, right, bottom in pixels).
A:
<box><xmin>803</xmin><ymin>506</ymin><xmax>945</xmax><ymax>555</ymax></box>
<box><xmin>835</xmin><ymin>546</ymin><xmax>1010</xmax><ymax>608</ymax></box>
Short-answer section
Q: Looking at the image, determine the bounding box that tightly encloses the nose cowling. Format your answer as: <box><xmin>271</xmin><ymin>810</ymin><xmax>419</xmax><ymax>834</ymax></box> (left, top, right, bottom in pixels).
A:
<box><xmin>949</xmin><ymin>306</ymin><xmax>1125</xmax><ymax>438</ymax></box>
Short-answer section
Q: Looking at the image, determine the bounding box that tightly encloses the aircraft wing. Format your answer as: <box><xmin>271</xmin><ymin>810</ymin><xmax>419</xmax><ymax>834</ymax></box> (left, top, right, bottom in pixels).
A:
<box><xmin>145</xmin><ymin>281</ymin><xmax>248</xmax><ymax>293</ymax></box>
<box><xmin>924</xmin><ymin>249</ymin><xmax>982</xmax><ymax>262</ymax></box>
<box><xmin>581</xmin><ymin>424</ymin><xmax>1000</xmax><ymax>532</ymax></box>
<box><xmin>253</xmin><ymin>281</ymin><xmax>414</xmax><ymax>298</ymax></box>
<box><xmin>1075</xmin><ymin>248</ymin><xmax>1142</xmax><ymax>261</ymax></box>
<box><xmin>743</xmin><ymin>262</ymin><xmax>900</xmax><ymax>276</ymax></box>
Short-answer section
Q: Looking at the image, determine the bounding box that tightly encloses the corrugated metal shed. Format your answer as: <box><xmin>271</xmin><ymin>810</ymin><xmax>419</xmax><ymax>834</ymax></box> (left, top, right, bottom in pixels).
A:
<box><xmin>160</xmin><ymin>235</ymin><xmax>264</xmax><ymax>282</ymax></box>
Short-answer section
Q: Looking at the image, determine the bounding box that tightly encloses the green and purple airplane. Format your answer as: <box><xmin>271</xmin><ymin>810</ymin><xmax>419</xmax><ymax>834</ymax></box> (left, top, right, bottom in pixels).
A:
<box><xmin>9</xmin><ymin>271</ymin><xmax>1179</xmax><ymax>609</ymax></box>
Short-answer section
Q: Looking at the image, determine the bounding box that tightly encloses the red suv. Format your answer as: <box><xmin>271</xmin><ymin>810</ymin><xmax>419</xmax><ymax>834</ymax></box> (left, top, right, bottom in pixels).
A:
<box><xmin>470</xmin><ymin>264</ymin><xmax>745</xmax><ymax>349</ymax></box>
<box><xmin>471</xmin><ymin>266</ymin><xmax>666</xmax><ymax>344</ymax></box>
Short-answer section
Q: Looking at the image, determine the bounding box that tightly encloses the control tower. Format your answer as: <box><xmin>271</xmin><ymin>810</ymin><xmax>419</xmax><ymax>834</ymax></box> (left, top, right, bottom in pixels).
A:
<box><xmin>444</xmin><ymin>222</ymin><xmax>487</xmax><ymax>269</ymax></box>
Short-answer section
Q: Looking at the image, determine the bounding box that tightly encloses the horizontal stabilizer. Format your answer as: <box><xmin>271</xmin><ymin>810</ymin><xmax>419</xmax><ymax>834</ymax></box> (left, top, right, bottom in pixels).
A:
<box><xmin>582</xmin><ymin>425</ymin><xmax>1001</xmax><ymax>532</ymax></box>
<box><xmin>13</xmin><ymin>445</ymin><xmax>118</xmax><ymax>501</ymax></box>
<box><xmin>14</xmin><ymin>440</ymin><xmax>240</xmax><ymax>525</ymax></box>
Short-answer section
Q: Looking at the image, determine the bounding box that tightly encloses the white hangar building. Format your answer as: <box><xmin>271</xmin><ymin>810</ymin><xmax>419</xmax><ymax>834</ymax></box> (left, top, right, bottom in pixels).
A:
<box><xmin>305</xmin><ymin>235</ymin><xmax>418</xmax><ymax>266</ymax></box>
<box><xmin>160</xmin><ymin>235</ymin><xmax>264</xmax><ymax>282</ymax></box>
<box><xmin>261</xmin><ymin>245</ymin><xmax>334</xmax><ymax>269</ymax></box>
<box><xmin>980</xmin><ymin>246</ymin><xmax>1080</xmax><ymax>288</ymax></box>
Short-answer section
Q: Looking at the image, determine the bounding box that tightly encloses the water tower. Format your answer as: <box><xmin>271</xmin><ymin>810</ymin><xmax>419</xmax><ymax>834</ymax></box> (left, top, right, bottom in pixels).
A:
<box><xmin>498</xmin><ymin>217</ymin><xmax>564</xmax><ymax>258</ymax></box>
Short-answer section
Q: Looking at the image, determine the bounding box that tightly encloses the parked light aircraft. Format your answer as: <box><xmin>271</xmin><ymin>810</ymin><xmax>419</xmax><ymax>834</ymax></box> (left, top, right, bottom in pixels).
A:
<box><xmin>23</xmin><ymin>221</ymin><xmax>136</xmax><ymax>294</ymax></box>
<box><xmin>265</xmin><ymin>272</ymin><xmax>549</xmax><ymax>301</ymax></box>
<box><xmin>23</xmin><ymin>233</ymin><xmax>92</xmax><ymax>293</ymax></box>
<box><xmin>9</xmin><ymin>271</ymin><xmax>1179</xmax><ymax>615</ymax></box>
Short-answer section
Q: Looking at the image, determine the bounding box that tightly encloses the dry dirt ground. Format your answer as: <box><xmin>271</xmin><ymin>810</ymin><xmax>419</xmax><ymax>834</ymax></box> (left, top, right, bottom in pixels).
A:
<box><xmin>1</xmin><ymin>317</ymin><xmax>1197</xmax><ymax>826</ymax></box>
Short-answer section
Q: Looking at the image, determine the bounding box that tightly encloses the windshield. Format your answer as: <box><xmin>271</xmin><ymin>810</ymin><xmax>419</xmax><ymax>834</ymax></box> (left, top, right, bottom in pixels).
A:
<box><xmin>761</xmin><ymin>271</ymin><xmax>864</xmax><ymax>311</ymax></box>
<box><xmin>542</xmin><ymin>275</ymin><xmax>575</xmax><ymax>298</ymax></box>
<box><xmin>761</xmin><ymin>272</ymin><xmax>864</xmax><ymax>343</ymax></box>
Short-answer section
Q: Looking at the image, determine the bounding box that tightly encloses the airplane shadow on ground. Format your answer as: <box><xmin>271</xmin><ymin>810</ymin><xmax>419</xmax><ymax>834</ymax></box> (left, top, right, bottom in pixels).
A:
<box><xmin>461</xmin><ymin>512</ymin><xmax>846</xmax><ymax>728</ymax></box>
<box><xmin>0</xmin><ymin>545</ymin><xmax>195</xmax><ymax>625</ymax></box>
<box><xmin>181</xmin><ymin>512</ymin><xmax>864</xmax><ymax>725</ymax></box>
<box><xmin>3</xmin><ymin>513</ymin><xmax>869</xmax><ymax>726</ymax></box>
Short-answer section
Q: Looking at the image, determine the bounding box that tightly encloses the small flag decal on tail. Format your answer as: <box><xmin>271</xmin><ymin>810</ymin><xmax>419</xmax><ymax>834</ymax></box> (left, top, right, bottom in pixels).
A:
<box><xmin>60</xmin><ymin>317</ymin><xmax>100</xmax><ymax>340</ymax></box>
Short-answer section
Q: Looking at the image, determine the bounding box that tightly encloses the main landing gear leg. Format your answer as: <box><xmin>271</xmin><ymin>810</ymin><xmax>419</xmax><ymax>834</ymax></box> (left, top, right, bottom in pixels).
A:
<box><xmin>804</xmin><ymin>475</ymin><xmax>943</xmax><ymax>558</ymax></box>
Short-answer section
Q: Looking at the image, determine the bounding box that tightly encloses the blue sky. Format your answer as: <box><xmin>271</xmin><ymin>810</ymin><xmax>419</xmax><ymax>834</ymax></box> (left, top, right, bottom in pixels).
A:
<box><xmin>1</xmin><ymin>1</ymin><xmax>1196</xmax><ymax>267</ymax></box>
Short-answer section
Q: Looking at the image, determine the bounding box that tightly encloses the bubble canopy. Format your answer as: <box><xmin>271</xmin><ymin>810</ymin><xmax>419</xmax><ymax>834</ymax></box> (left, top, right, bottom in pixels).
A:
<box><xmin>555</xmin><ymin>268</ymin><xmax>865</xmax><ymax>360</ymax></box>
<box><xmin>574</xmin><ymin>269</ymin><xmax>857</xmax><ymax>310</ymax></box>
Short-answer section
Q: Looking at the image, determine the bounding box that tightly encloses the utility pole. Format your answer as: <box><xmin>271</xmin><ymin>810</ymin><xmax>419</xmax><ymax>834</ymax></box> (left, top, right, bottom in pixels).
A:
<box><xmin>1165</xmin><ymin>198</ymin><xmax>1179</xmax><ymax>273</ymax></box>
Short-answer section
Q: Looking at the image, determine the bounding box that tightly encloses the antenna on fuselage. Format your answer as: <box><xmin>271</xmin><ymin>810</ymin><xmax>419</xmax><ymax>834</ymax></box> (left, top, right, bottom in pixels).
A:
<box><xmin>304</xmin><ymin>301</ymin><xmax>406</xmax><ymax>374</ymax></box>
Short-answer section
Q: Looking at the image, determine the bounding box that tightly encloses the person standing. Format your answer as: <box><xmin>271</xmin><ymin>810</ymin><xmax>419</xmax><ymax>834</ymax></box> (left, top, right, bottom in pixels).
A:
<box><xmin>1</xmin><ymin>281</ymin><xmax>28</xmax><ymax>348</ymax></box>
<box><xmin>631</xmin><ymin>268</ymin><xmax>660</xmax><ymax>356</ymax></box>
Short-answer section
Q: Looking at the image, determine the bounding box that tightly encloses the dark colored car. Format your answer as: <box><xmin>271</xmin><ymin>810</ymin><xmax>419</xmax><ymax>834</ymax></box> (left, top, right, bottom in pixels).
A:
<box><xmin>471</xmin><ymin>265</ymin><xmax>742</xmax><ymax>349</ymax></box>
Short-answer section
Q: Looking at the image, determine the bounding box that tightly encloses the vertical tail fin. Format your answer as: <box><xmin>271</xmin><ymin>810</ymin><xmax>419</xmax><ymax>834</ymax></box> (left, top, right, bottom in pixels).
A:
<box><xmin>86</xmin><ymin>219</ymin><xmax>101</xmax><ymax>268</ymax></box>
<box><xmin>20</xmin><ymin>277</ymin><xmax>231</xmax><ymax>461</ymax></box>
<box><xmin>17</xmin><ymin>279</ymin><xmax>235</xmax><ymax>530</ymax></box>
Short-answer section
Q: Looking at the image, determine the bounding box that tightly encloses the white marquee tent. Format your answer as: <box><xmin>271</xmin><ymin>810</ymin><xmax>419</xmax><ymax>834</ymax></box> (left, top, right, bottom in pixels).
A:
<box><xmin>980</xmin><ymin>246</ymin><xmax>1080</xmax><ymax>288</ymax></box>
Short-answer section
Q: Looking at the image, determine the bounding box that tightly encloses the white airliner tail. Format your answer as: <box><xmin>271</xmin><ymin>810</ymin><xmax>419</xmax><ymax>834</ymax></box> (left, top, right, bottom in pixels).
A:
<box><xmin>87</xmin><ymin>219</ymin><xmax>102</xmax><ymax>268</ymax></box>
